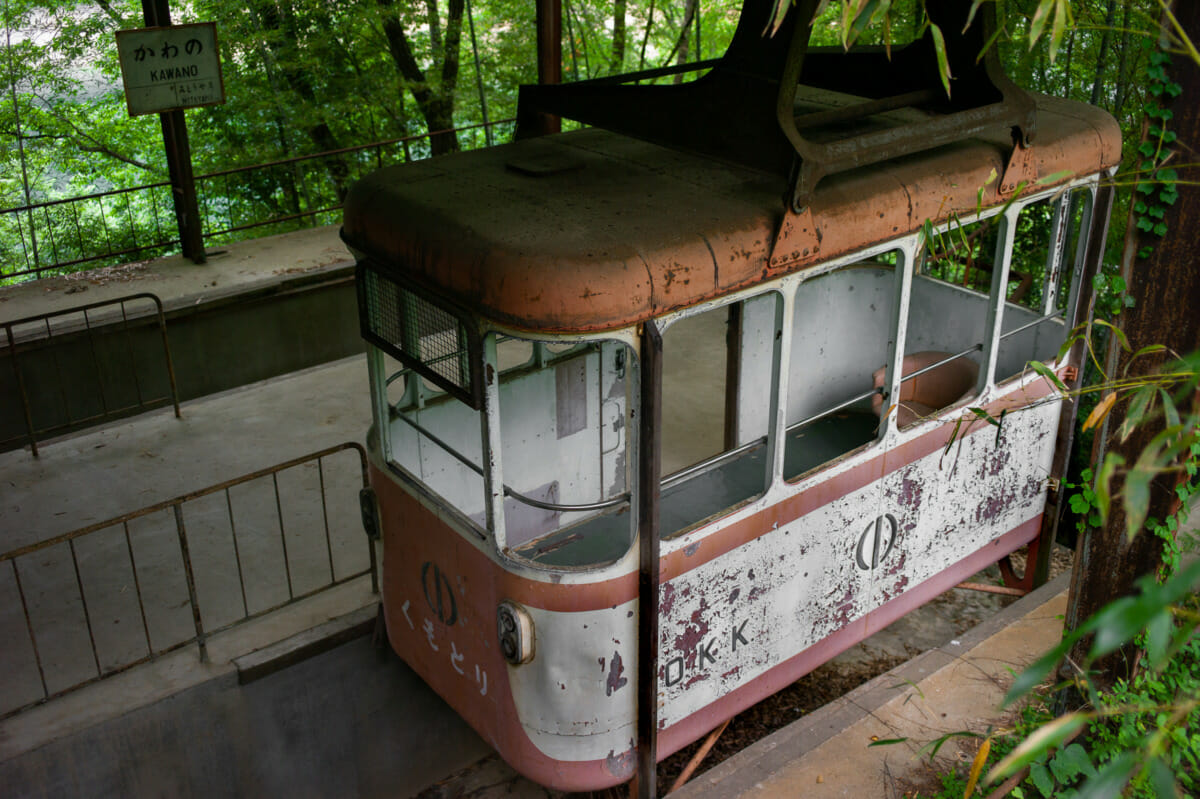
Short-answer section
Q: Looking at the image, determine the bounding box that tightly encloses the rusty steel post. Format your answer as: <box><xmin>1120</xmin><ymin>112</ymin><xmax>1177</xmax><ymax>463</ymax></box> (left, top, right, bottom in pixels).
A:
<box><xmin>141</xmin><ymin>0</ymin><xmax>206</xmax><ymax>264</ymax></box>
<box><xmin>173</xmin><ymin>503</ymin><xmax>208</xmax><ymax>662</ymax></box>
<box><xmin>1020</xmin><ymin>183</ymin><xmax>1116</xmax><ymax>591</ymax></box>
<box><xmin>1066</xmin><ymin>4</ymin><xmax>1200</xmax><ymax>681</ymax></box>
<box><xmin>4</xmin><ymin>325</ymin><xmax>38</xmax><ymax>457</ymax></box>
<box><xmin>534</xmin><ymin>0</ymin><xmax>562</xmax><ymax>135</ymax></box>
<box><xmin>637</xmin><ymin>321</ymin><xmax>663</xmax><ymax>799</ymax></box>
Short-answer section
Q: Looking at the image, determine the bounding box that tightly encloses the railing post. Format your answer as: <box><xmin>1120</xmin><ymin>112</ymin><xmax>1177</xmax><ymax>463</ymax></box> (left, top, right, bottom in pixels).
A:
<box><xmin>173</xmin><ymin>503</ymin><xmax>207</xmax><ymax>662</ymax></box>
<box><xmin>4</xmin><ymin>325</ymin><xmax>39</xmax><ymax>457</ymax></box>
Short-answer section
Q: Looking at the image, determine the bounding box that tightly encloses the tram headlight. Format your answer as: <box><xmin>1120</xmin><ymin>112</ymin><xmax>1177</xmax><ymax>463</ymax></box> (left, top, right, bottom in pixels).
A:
<box><xmin>359</xmin><ymin>487</ymin><xmax>381</xmax><ymax>541</ymax></box>
<box><xmin>497</xmin><ymin>600</ymin><xmax>535</xmax><ymax>666</ymax></box>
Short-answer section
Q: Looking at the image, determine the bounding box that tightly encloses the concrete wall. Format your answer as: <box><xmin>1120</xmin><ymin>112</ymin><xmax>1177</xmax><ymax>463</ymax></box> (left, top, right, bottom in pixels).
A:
<box><xmin>0</xmin><ymin>635</ymin><xmax>488</xmax><ymax>799</ymax></box>
<box><xmin>0</xmin><ymin>268</ymin><xmax>363</xmax><ymax>452</ymax></box>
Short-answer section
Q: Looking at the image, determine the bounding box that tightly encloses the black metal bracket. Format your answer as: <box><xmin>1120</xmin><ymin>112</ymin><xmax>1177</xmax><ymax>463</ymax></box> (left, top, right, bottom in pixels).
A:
<box><xmin>516</xmin><ymin>0</ymin><xmax>1037</xmax><ymax>213</ymax></box>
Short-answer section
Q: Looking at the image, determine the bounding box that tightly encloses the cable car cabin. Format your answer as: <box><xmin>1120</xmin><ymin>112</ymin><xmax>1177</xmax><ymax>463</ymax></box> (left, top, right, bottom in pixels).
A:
<box><xmin>342</xmin><ymin>1</ymin><xmax>1119</xmax><ymax>791</ymax></box>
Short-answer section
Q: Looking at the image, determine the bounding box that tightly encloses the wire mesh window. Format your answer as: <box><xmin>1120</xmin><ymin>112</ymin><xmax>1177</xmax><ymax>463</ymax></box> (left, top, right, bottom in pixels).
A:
<box><xmin>358</xmin><ymin>261</ymin><xmax>481</xmax><ymax>408</ymax></box>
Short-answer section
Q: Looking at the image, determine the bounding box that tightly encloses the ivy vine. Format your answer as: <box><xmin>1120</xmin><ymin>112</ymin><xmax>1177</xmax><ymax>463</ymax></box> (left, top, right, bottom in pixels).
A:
<box><xmin>1134</xmin><ymin>47</ymin><xmax>1183</xmax><ymax>259</ymax></box>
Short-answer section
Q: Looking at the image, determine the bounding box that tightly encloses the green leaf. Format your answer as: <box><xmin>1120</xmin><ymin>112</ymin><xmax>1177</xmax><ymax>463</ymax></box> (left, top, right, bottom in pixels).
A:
<box><xmin>1027</xmin><ymin>359</ymin><xmax>1068</xmax><ymax>393</ymax></box>
<box><xmin>986</xmin><ymin>712</ymin><xmax>1087</xmax><ymax>783</ymax></box>
<box><xmin>1030</xmin><ymin>762</ymin><xmax>1054</xmax><ymax>797</ymax></box>
<box><xmin>1124</xmin><ymin>462</ymin><xmax>1153</xmax><ymax>541</ymax></box>
<box><xmin>1118</xmin><ymin>385</ymin><xmax>1156</xmax><ymax>442</ymax></box>
<box><xmin>1159</xmin><ymin>387</ymin><xmax>1181</xmax><ymax>429</ymax></box>
<box><xmin>1147</xmin><ymin>755</ymin><xmax>1179</xmax><ymax>798</ymax></box>
<box><xmin>1028</xmin><ymin>0</ymin><xmax>1053</xmax><ymax>47</ymax></box>
<box><xmin>1055</xmin><ymin>743</ymin><xmax>1098</xmax><ymax>780</ymax></box>
<box><xmin>1072</xmin><ymin>751</ymin><xmax>1136</xmax><ymax>799</ymax></box>
<box><xmin>930</xmin><ymin>23</ymin><xmax>952</xmax><ymax>98</ymax></box>
<box><xmin>1094</xmin><ymin>452</ymin><xmax>1124</xmax><ymax>524</ymax></box>
<box><xmin>964</xmin><ymin>0</ymin><xmax>988</xmax><ymax>33</ymax></box>
<box><xmin>1088</xmin><ymin>595</ymin><xmax>1151</xmax><ymax>659</ymax></box>
<box><xmin>867</xmin><ymin>737</ymin><xmax>908</xmax><ymax>747</ymax></box>
<box><xmin>1144</xmin><ymin>606</ymin><xmax>1173</xmax><ymax>670</ymax></box>
<box><xmin>1093</xmin><ymin>319</ymin><xmax>1129</xmax><ymax>351</ymax></box>
<box><xmin>969</xmin><ymin>407</ymin><xmax>1001</xmax><ymax>428</ymax></box>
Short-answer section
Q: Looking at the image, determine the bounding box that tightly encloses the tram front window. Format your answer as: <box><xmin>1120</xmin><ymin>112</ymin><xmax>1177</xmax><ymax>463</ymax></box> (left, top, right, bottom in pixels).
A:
<box><xmin>499</xmin><ymin>335</ymin><xmax>638</xmax><ymax>568</ymax></box>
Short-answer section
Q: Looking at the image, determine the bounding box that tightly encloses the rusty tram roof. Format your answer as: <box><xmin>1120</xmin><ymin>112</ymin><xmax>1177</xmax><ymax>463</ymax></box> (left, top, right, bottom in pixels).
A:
<box><xmin>341</xmin><ymin>95</ymin><xmax>1119</xmax><ymax>334</ymax></box>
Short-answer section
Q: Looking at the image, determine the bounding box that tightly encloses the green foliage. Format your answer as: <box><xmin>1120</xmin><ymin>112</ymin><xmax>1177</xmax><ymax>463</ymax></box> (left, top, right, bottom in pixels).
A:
<box><xmin>1133</xmin><ymin>46</ymin><xmax>1183</xmax><ymax>259</ymax></box>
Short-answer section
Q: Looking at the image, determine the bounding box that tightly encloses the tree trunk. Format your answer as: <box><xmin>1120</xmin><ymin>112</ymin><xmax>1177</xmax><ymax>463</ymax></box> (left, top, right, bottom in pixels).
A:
<box><xmin>1090</xmin><ymin>0</ymin><xmax>1118</xmax><ymax>107</ymax></box>
<box><xmin>376</xmin><ymin>0</ymin><xmax>464</xmax><ymax>156</ymax></box>
<box><xmin>612</xmin><ymin>0</ymin><xmax>627</xmax><ymax>73</ymax></box>
<box><xmin>249</xmin><ymin>0</ymin><xmax>350</xmax><ymax>197</ymax></box>
<box><xmin>1066</xmin><ymin>2</ymin><xmax>1200</xmax><ymax>683</ymax></box>
<box><xmin>1112</xmin><ymin>0</ymin><xmax>1135</xmax><ymax>117</ymax></box>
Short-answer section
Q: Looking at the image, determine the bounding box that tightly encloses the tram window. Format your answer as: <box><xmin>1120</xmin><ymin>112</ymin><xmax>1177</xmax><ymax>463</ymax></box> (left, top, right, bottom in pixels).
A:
<box><xmin>996</xmin><ymin>189</ymin><xmax>1092</xmax><ymax>383</ymax></box>
<box><xmin>919</xmin><ymin>214</ymin><xmax>1002</xmax><ymax>296</ymax></box>
<box><xmin>498</xmin><ymin>336</ymin><xmax>638</xmax><ymax>568</ymax></box>
<box><xmin>661</xmin><ymin>293</ymin><xmax>780</xmax><ymax>537</ymax></box>
<box><xmin>373</xmin><ymin>350</ymin><xmax>489</xmax><ymax>534</ymax></box>
<box><xmin>784</xmin><ymin>260</ymin><xmax>897</xmax><ymax>479</ymax></box>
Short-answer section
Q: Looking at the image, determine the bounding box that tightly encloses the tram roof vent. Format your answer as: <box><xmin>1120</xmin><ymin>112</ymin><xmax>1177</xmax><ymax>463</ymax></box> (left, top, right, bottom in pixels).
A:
<box><xmin>515</xmin><ymin>0</ymin><xmax>1036</xmax><ymax>212</ymax></box>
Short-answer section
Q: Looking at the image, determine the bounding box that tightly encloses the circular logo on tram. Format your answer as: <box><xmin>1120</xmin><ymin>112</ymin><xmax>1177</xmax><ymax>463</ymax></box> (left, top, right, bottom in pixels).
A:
<box><xmin>856</xmin><ymin>514</ymin><xmax>898</xmax><ymax>570</ymax></box>
<box><xmin>421</xmin><ymin>561</ymin><xmax>458</xmax><ymax>626</ymax></box>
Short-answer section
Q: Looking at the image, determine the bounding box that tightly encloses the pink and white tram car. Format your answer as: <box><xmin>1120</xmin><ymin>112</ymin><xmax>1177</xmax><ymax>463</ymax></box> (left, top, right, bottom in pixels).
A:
<box><xmin>343</xmin><ymin>0</ymin><xmax>1120</xmax><ymax>791</ymax></box>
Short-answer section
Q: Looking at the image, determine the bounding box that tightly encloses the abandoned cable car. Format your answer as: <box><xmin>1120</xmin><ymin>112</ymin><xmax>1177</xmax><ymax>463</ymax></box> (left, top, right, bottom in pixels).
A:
<box><xmin>343</xmin><ymin>0</ymin><xmax>1120</xmax><ymax>791</ymax></box>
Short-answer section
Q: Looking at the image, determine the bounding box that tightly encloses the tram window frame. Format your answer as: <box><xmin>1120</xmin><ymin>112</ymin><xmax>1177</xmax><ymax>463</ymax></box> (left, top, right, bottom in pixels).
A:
<box><xmin>658</xmin><ymin>290</ymin><xmax>783</xmax><ymax>539</ymax></box>
<box><xmin>994</xmin><ymin>187</ymin><xmax>1094</xmax><ymax>385</ymax></box>
<box><xmin>783</xmin><ymin>251</ymin><xmax>908</xmax><ymax>480</ymax></box>
<box><xmin>486</xmin><ymin>331</ymin><xmax>641</xmax><ymax>570</ymax></box>
<box><xmin>366</xmin><ymin>345</ymin><xmax>491</xmax><ymax>538</ymax></box>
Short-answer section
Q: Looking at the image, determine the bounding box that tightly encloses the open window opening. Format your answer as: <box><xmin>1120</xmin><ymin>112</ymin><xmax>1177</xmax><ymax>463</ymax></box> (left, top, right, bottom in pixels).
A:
<box><xmin>660</xmin><ymin>293</ymin><xmax>780</xmax><ymax>536</ymax></box>
<box><xmin>372</xmin><ymin>349</ymin><xmax>489</xmax><ymax>534</ymax></box>
<box><xmin>784</xmin><ymin>257</ymin><xmax>899</xmax><ymax>479</ymax></box>
<box><xmin>498</xmin><ymin>335</ymin><xmax>638</xmax><ymax>569</ymax></box>
<box><xmin>995</xmin><ymin>188</ymin><xmax>1093</xmax><ymax>383</ymax></box>
<box><xmin>896</xmin><ymin>217</ymin><xmax>1006</xmax><ymax>427</ymax></box>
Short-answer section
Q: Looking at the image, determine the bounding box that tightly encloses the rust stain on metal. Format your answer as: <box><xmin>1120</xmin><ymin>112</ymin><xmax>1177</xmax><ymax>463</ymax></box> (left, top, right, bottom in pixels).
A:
<box><xmin>604</xmin><ymin>746</ymin><xmax>636</xmax><ymax>779</ymax></box>
<box><xmin>605</xmin><ymin>650</ymin><xmax>628</xmax><ymax>696</ymax></box>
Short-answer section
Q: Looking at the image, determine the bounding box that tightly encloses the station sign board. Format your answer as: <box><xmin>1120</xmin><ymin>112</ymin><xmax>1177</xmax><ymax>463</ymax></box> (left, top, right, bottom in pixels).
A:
<box><xmin>116</xmin><ymin>22</ymin><xmax>225</xmax><ymax>116</ymax></box>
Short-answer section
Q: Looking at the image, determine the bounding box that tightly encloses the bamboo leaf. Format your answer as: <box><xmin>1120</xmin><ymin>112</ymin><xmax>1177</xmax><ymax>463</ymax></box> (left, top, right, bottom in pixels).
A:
<box><xmin>1028</xmin><ymin>0</ymin><xmax>1053</xmax><ymax>48</ymax></box>
<box><xmin>1028</xmin><ymin>359</ymin><xmax>1068</xmax><ymax>393</ymax></box>
<box><xmin>1094</xmin><ymin>319</ymin><xmax>1130</xmax><ymax>351</ymax></box>
<box><xmin>964</xmin><ymin>0</ymin><xmax>988</xmax><ymax>34</ymax></box>
<box><xmin>1095</xmin><ymin>452</ymin><xmax>1124</xmax><ymax>523</ymax></box>
<box><xmin>930</xmin><ymin>23</ymin><xmax>952</xmax><ymax>98</ymax></box>
<box><xmin>963</xmin><ymin>736</ymin><xmax>991</xmax><ymax>798</ymax></box>
<box><xmin>1081</xmin><ymin>391</ymin><xmax>1117</xmax><ymax>433</ymax></box>
<box><xmin>1035</xmin><ymin>169</ymin><xmax>1072</xmax><ymax>186</ymax></box>
<box><xmin>1089</xmin><ymin>595</ymin><xmax>1153</xmax><ymax>659</ymax></box>
<box><xmin>1147</xmin><ymin>755</ymin><xmax>1179</xmax><ymax>799</ymax></box>
<box><xmin>1118</xmin><ymin>386</ymin><xmax>1157</xmax><ymax>443</ymax></box>
<box><xmin>1123</xmin><ymin>461</ymin><xmax>1154</xmax><ymax>542</ymax></box>
<box><xmin>1159</xmin><ymin>388</ymin><xmax>1181</xmax><ymax>429</ymax></box>
<box><xmin>986</xmin><ymin>712</ymin><xmax>1088</xmax><ymax>784</ymax></box>
<box><xmin>970</xmin><ymin>407</ymin><xmax>1001</xmax><ymax>428</ymax></box>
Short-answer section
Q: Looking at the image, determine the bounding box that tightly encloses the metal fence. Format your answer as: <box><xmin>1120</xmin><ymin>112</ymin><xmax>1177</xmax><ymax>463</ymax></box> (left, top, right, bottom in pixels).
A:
<box><xmin>0</xmin><ymin>120</ymin><xmax>515</xmax><ymax>282</ymax></box>
<box><xmin>1</xmin><ymin>291</ymin><xmax>180</xmax><ymax>456</ymax></box>
<box><xmin>0</xmin><ymin>442</ymin><xmax>375</xmax><ymax>719</ymax></box>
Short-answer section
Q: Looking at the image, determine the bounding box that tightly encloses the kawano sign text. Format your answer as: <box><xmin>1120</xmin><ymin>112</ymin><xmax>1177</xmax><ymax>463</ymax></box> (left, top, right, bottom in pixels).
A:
<box><xmin>116</xmin><ymin>23</ymin><xmax>225</xmax><ymax>117</ymax></box>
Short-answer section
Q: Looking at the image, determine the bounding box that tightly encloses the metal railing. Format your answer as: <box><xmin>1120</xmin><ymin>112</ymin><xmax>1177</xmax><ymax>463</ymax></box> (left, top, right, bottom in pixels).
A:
<box><xmin>1</xmin><ymin>292</ymin><xmax>180</xmax><ymax>456</ymax></box>
<box><xmin>0</xmin><ymin>442</ymin><xmax>375</xmax><ymax>719</ymax></box>
<box><xmin>0</xmin><ymin>119</ymin><xmax>515</xmax><ymax>281</ymax></box>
